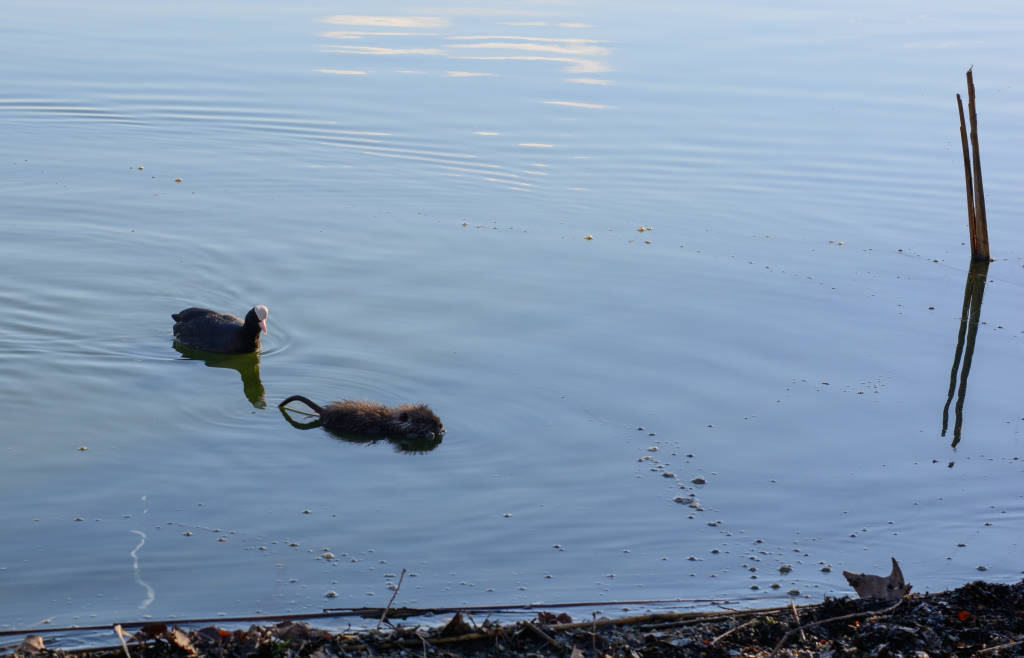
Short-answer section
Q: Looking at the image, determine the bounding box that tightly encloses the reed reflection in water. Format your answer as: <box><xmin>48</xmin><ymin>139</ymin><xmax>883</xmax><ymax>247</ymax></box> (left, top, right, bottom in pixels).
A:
<box><xmin>941</xmin><ymin>260</ymin><xmax>990</xmax><ymax>449</ymax></box>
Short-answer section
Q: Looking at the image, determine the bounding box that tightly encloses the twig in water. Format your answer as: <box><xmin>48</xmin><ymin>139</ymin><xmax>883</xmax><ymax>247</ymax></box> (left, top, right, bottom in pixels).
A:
<box><xmin>377</xmin><ymin>568</ymin><xmax>407</xmax><ymax>631</ymax></box>
<box><xmin>282</xmin><ymin>406</ymin><xmax>319</xmax><ymax>417</ymax></box>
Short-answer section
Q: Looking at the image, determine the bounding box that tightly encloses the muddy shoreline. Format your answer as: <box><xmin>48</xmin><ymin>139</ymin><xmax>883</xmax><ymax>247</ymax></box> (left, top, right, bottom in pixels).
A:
<box><xmin>7</xmin><ymin>579</ymin><xmax>1023</xmax><ymax>657</ymax></box>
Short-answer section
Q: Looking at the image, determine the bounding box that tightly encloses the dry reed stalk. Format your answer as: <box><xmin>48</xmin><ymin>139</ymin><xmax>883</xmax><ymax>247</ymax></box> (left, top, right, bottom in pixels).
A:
<box><xmin>965</xmin><ymin>68</ymin><xmax>990</xmax><ymax>261</ymax></box>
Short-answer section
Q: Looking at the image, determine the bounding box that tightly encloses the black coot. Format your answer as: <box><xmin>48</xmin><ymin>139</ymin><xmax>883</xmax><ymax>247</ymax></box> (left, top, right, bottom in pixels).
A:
<box><xmin>171</xmin><ymin>305</ymin><xmax>268</xmax><ymax>354</ymax></box>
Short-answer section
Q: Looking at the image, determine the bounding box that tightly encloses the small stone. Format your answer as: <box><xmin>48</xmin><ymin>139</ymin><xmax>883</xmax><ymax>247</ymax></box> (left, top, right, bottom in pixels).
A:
<box><xmin>692</xmin><ymin>477</ymin><xmax>706</xmax><ymax>485</ymax></box>
<box><xmin>325</xmin><ymin>591</ymin><xmax>337</xmax><ymax>598</ymax></box>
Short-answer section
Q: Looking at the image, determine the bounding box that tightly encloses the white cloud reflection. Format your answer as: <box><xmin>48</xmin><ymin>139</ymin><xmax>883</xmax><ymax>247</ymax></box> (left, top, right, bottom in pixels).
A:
<box><xmin>448</xmin><ymin>41</ymin><xmax>609</xmax><ymax>57</ymax></box>
<box><xmin>449</xmin><ymin>55</ymin><xmax>611</xmax><ymax>74</ymax></box>
<box><xmin>319</xmin><ymin>15</ymin><xmax>449</xmax><ymax>28</ymax></box>
<box><xmin>319</xmin><ymin>45</ymin><xmax>445</xmax><ymax>56</ymax></box>
<box><xmin>321</xmin><ymin>31</ymin><xmax>443</xmax><ymax>39</ymax></box>
<box><xmin>544</xmin><ymin>100</ymin><xmax>610</xmax><ymax>109</ymax></box>
<box><xmin>315</xmin><ymin>68</ymin><xmax>368</xmax><ymax>75</ymax></box>
<box><xmin>313</xmin><ymin>12</ymin><xmax>613</xmax><ymax>191</ymax></box>
<box><xmin>316</xmin><ymin>14</ymin><xmax>613</xmax><ymax>78</ymax></box>
<box><xmin>565</xmin><ymin>77</ymin><xmax>613</xmax><ymax>86</ymax></box>
<box><xmin>445</xmin><ymin>71</ymin><xmax>497</xmax><ymax>77</ymax></box>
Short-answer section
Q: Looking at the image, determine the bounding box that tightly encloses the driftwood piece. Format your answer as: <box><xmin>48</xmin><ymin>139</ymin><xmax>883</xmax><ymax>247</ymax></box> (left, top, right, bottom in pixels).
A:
<box><xmin>842</xmin><ymin>557</ymin><xmax>911</xmax><ymax>600</ymax></box>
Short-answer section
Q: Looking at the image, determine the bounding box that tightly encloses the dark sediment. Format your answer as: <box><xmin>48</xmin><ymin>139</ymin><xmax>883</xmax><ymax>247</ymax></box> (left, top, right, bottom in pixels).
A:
<box><xmin>10</xmin><ymin>579</ymin><xmax>1024</xmax><ymax>657</ymax></box>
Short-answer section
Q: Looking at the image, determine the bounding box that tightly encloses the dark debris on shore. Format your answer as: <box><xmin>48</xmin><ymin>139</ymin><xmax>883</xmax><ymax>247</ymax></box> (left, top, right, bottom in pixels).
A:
<box><xmin>8</xmin><ymin>579</ymin><xmax>1024</xmax><ymax>657</ymax></box>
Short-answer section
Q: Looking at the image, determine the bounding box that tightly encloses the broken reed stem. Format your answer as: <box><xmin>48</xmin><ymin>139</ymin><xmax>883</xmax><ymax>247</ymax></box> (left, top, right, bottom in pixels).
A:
<box><xmin>377</xmin><ymin>568</ymin><xmax>407</xmax><ymax>631</ymax></box>
<box><xmin>965</xmin><ymin>67</ymin><xmax>990</xmax><ymax>261</ymax></box>
<box><xmin>956</xmin><ymin>93</ymin><xmax>978</xmax><ymax>255</ymax></box>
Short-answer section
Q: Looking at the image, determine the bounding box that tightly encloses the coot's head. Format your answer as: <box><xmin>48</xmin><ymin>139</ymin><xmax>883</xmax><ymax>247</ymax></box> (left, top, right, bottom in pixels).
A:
<box><xmin>247</xmin><ymin>305</ymin><xmax>269</xmax><ymax>334</ymax></box>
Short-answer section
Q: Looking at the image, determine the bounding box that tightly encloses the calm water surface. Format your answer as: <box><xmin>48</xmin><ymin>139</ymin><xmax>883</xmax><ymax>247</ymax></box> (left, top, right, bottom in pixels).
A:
<box><xmin>2</xmin><ymin>0</ymin><xmax>1024</xmax><ymax>639</ymax></box>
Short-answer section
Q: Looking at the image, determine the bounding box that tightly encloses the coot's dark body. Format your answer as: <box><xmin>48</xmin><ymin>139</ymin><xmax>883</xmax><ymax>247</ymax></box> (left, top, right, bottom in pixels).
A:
<box><xmin>171</xmin><ymin>305</ymin><xmax>268</xmax><ymax>354</ymax></box>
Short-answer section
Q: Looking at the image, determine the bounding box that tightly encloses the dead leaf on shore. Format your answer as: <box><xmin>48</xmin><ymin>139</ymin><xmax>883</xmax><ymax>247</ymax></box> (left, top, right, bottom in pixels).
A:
<box><xmin>440</xmin><ymin>612</ymin><xmax>472</xmax><ymax>637</ymax></box>
<box><xmin>167</xmin><ymin>628</ymin><xmax>197</xmax><ymax>655</ymax></box>
<box><xmin>17</xmin><ymin>635</ymin><xmax>46</xmax><ymax>654</ymax></box>
<box><xmin>843</xmin><ymin>557</ymin><xmax>912</xmax><ymax>600</ymax></box>
<box><xmin>136</xmin><ymin>623</ymin><xmax>167</xmax><ymax>639</ymax></box>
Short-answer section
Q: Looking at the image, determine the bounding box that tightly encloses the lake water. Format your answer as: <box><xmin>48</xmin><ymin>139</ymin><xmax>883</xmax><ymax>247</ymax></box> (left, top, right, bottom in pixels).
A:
<box><xmin>2</xmin><ymin>0</ymin><xmax>1024</xmax><ymax>643</ymax></box>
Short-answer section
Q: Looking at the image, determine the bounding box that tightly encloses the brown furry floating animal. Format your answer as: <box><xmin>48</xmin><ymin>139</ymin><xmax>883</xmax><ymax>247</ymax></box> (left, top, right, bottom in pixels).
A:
<box><xmin>279</xmin><ymin>395</ymin><xmax>444</xmax><ymax>440</ymax></box>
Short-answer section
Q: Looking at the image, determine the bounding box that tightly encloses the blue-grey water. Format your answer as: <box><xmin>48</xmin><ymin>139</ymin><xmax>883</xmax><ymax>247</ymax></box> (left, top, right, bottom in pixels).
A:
<box><xmin>2</xmin><ymin>0</ymin><xmax>1024</xmax><ymax>642</ymax></box>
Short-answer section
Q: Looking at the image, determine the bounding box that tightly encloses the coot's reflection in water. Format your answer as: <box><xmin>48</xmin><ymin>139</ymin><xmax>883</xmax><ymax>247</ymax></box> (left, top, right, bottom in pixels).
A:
<box><xmin>173</xmin><ymin>343</ymin><xmax>266</xmax><ymax>408</ymax></box>
<box><xmin>278</xmin><ymin>405</ymin><xmax>444</xmax><ymax>454</ymax></box>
